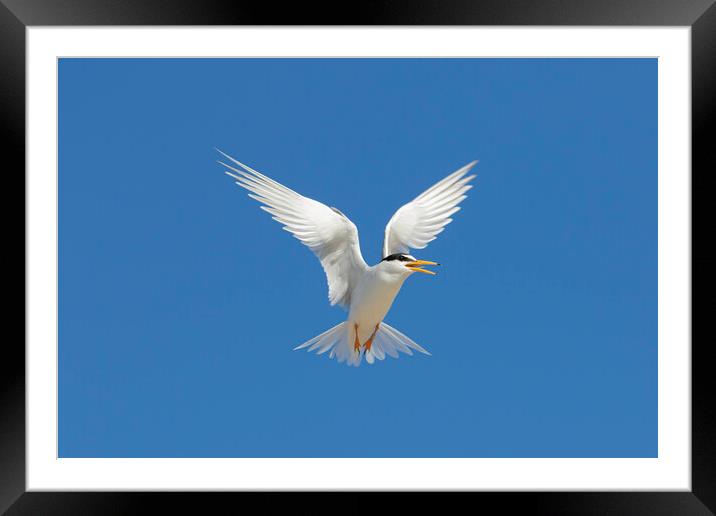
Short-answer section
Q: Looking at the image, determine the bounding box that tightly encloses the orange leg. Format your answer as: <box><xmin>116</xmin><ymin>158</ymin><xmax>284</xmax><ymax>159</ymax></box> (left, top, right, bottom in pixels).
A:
<box><xmin>363</xmin><ymin>323</ymin><xmax>380</xmax><ymax>353</ymax></box>
<box><xmin>353</xmin><ymin>324</ymin><xmax>361</xmax><ymax>354</ymax></box>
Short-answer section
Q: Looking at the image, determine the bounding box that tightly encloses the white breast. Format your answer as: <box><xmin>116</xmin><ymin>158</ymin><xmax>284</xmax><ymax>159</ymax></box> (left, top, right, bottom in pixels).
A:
<box><xmin>348</xmin><ymin>265</ymin><xmax>408</xmax><ymax>343</ymax></box>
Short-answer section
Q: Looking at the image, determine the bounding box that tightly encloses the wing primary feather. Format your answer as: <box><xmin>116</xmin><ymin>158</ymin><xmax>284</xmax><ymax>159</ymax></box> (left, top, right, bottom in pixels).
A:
<box><xmin>382</xmin><ymin>162</ymin><xmax>477</xmax><ymax>258</ymax></box>
<box><xmin>415</xmin><ymin>162</ymin><xmax>477</xmax><ymax>202</ymax></box>
<box><xmin>221</xmin><ymin>150</ymin><xmax>368</xmax><ymax>308</ymax></box>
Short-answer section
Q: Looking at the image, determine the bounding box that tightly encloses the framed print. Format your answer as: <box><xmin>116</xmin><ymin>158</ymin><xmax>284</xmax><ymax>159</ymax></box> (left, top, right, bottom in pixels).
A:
<box><xmin>3</xmin><ymin>0</ymin><xmax>711</xmax><ymax>513</ymax></box>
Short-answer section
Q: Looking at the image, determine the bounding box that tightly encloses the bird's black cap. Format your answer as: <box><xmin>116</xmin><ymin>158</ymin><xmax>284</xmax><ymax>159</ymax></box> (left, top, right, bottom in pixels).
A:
<box><xmin>381</xmin><ymin>253</ymin><xmax>413</xmax><ymax>262</ymax></box>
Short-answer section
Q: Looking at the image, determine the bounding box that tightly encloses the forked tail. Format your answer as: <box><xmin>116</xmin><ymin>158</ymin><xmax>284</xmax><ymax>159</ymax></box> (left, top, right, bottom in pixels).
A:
<box><xmin>294</xmin><ymin>321</ymin><xmax>431</xmax><ymax>367</ymax></box>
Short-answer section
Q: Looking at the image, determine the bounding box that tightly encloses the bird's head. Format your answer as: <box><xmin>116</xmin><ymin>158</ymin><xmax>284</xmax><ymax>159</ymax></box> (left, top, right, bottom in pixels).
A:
<box><xmin>380</xmin><ymin>253</ymin><xmax>439</xmax><ymax>277</ymax></box>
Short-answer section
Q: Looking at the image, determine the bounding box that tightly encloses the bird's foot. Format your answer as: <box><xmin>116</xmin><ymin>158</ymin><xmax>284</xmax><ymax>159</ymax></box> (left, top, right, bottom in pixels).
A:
<box><xmin>363</xmin><ymin>324</ymin><xmax>379</xmax><ymax>354</ymax></box>
<box><xmin>353</xmin><ymin>324</ymin><xmax>361</xmax><ymax>354</ymax></box>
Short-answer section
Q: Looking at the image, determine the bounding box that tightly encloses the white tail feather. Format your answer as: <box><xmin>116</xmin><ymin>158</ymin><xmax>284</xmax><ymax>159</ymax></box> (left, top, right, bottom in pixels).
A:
<box><xmin>294</xmin><ymin>321</ymin><xmax>430</xmax><ymax>367</ymax></box>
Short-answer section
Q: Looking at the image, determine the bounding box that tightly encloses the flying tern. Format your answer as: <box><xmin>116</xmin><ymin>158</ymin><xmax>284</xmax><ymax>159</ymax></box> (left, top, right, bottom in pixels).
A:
<box><xmin>219</xmin><ymin>151</ymin><xmax>477</xmax><ymax>366</ymax></box>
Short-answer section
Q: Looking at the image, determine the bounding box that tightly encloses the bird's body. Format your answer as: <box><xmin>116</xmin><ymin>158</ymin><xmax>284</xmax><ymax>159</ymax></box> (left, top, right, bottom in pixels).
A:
<box><xmin>219</xmin><ymin>151</ymin><xmax>477</xmax><ymax>366</ymax></box>
<box><xmin>348</xmin><ymin>263</ymin><xmax>407</xmax><ymax>345</ymax></box>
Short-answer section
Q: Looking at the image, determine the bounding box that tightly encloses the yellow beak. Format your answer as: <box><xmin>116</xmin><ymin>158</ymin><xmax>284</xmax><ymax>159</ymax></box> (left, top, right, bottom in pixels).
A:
<box><xmin>406</xmin><ymin>260</ymin><xmax>439</xmax><ymax>275</ymax></box>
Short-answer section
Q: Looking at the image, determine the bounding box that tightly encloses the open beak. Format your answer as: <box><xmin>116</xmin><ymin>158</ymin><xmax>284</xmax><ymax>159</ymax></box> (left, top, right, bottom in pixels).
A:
<box><xmin>406</xmin><ymin>260</ymin><xmax>440</xmax><ymax>275</ymax></box>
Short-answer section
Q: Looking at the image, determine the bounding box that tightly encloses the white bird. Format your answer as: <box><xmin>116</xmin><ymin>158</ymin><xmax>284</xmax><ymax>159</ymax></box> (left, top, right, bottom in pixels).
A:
<box><xmin>219</xmin><ymin>150</ymin><xmax>477</xmax><ymax>366</ymax></box>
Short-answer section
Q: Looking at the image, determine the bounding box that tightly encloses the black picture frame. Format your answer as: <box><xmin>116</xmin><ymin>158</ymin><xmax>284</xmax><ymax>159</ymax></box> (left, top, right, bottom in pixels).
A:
<box><xmin>2</xmin><ymin>0</ymin><xmax>710</xmax><ymax>513</ymax></box>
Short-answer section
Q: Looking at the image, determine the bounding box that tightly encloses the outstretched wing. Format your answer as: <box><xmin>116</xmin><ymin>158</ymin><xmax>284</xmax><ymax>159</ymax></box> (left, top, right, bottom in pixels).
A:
<box><xmin>219</xmin><ymin>151</ymin><xmax>368</xmax><ymax>308</ymax></box>
<box><xmin>382</xmin><ymin>161</ymin><xmax>477</xmax><ymax>258</ymax></box>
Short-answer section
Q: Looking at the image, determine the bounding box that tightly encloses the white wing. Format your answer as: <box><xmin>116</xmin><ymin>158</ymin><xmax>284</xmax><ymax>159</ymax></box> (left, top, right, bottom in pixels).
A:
<box><xmin>219</xmin><ymin>151</ymin><xmax>368</xmax><ymax>309</ymax></box>
<box><xmin>382</xmin><ymin>161</ymin><xmax>478</xmax><ymax>257</ymax></box>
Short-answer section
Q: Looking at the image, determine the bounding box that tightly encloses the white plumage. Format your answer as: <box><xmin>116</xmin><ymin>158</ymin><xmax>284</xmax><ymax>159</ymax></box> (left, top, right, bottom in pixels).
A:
<box><xmin>383</xmin><ymin>161</ymin><xmax>477</xmax><ymax>257</ymax></box>
<box><xmin>219</xmin><ymin>150</ymin><xmax>477</xmax><ymax>366</ymax></box>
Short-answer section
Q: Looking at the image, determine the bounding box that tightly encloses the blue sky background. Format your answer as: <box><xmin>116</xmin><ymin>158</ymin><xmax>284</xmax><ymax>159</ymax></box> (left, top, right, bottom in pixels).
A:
<box><xmin>58</xmin><ymin>58</ymin><xmax>657</xmax><ymax>458</ymax></box>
